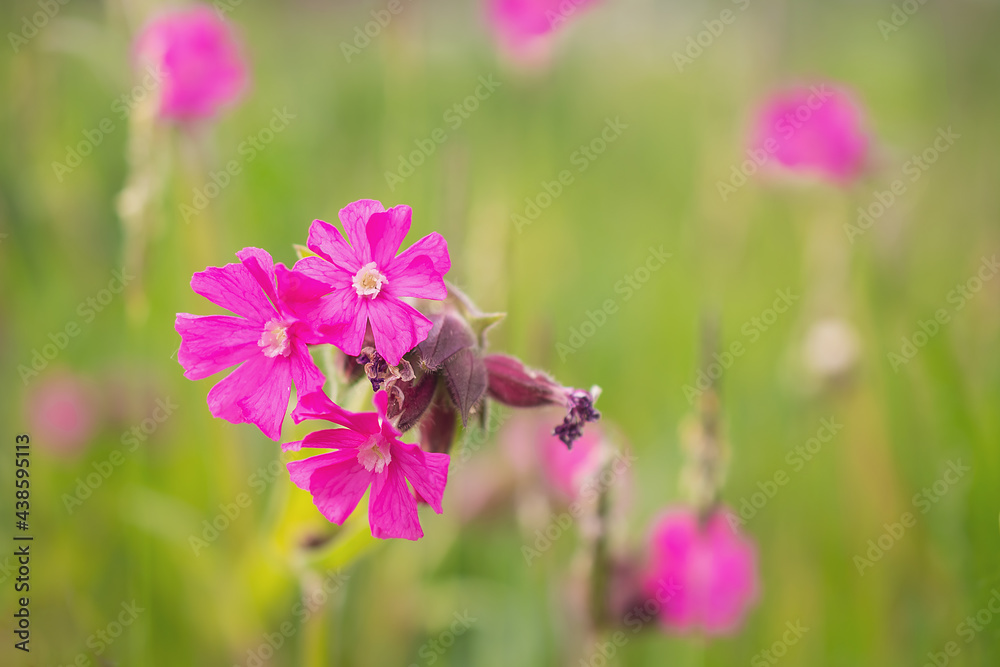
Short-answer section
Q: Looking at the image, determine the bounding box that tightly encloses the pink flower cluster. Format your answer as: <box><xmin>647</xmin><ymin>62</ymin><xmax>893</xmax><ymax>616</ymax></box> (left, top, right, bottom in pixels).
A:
<box><xmin>176</xmin><ymin>199</ymin><xmax>600</xmax><ymax>540</ymax></box>
<box><xmin>176</xmin><ymin>200</ymin><xmax>451</xmax><ymax>539</ymax></box>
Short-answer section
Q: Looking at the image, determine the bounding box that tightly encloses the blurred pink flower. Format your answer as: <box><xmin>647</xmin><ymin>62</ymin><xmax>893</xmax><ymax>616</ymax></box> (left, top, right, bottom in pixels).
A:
<box><xmin>134</xmin><ymin>6</ymin><xmax>249</xmax><ymax>120</ymax></box>
<box><xmin>293</xmin><ymin>200</ymin><xmax>451</xmax><ymax>367</ymax></box>
<box><xmin>284</xmin><ymin>390</ymin><xmax>450</xmax><ymax>541</ymax></box>
<box><xmin>752</xmin><ymin>83</ymin><xmax>870</xmax><ymax>184</ymax></box>
<box><xmin>26</xmin><ymin>372</ymin><xmax>98</xmax><ymax>457</ymax></box>
<box><xmin>540</xmin><ymin>421</ymin><xmax>604</xmax><ymax>501</ymax></box>
<box><xmin>175</xmin><ymin>247</ymin><xmax>328</xmax><ymax>441</ymax></box>
<box><xmin>487</xmin><ymin>0</ymin><xmax>600</xmax><ymax>55</ymax></box>
<box><xmin>642</xmin><ymin>506</ymin><xmax>760</xmax><ymax>636</ymax></box>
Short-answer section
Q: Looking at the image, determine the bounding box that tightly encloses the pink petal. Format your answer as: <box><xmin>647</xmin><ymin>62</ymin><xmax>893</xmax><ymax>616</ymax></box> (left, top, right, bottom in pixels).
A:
<box><xmin>235</xmin><ymin>247</ymin><xmax>280</xmax><ymax>312</ymax></box>
<box><xmin>291</xmin><ymin>257</ymin><xmax>368</xmax><ymax>355</ymax></box>
<box><xmin>289</xmin><ymin>339</ymin><xmax>325</xmax><ymax>396</ymax></box>
<box><xmin>306</xmin><ymin>219</ymin><xmax>363</xmax><ymax>273</ymax></box>
<box><xmin>175</xmin><ymin>313</ymin><xmax>260</xmax><ymax>380</ymax></box>
<box><xmin>367</xmin><ymin>296</ymin><xmax>433</xmax><ymax>366</ymax></box>
<box><xmin>289</xmin><ymin>450</ymin><xmax>373</xmax><ymax>524</ymax></box>
<box><xmin>372</xmin><ymin>390</ymin><xmax>400</xmax><ymax>439</ymax></box>
<box><xmin>190</xmin><ymin>262</ymin><xmax>276</xmax><ymax>322</ymax></box>
<box><xmin>392</xmin><ymin>441</ymin><xmax>449</xmax><ymax>514</ymax></box>
<box><xmin>276</xmin><ymin>263</ymin><xmax>335</xmax><ymax>310</ymax></box>
<box><xmin>299</xmin><ymin>427</ymin><xmax>370</xmax><ymax>450</ymax></box>
<box><xmin>391</xmin><ymin>231</ymin><xmax>451</xmax><ymax>276</ymax></box>
<box><xmin>338</xmin><ymin>199</ymin><xmax>385</xmax><ymax>262</ymax></box>
<box><xmin>206</xmin><ymin>352</ymin><xmax>291</xmax><ymax>440</ymax></box>
<box><xmin>366</xmin><ymin>205</ymin><xmax>411</xmax><ymax>269</ymax></box>
<box><xmin>291</xmin><ymin>390</ymin><xmax>379</xmax><ymax>433</ymax></box>
<box><xmin>384</xmin><ymin>254</ymin><xmax>447</xmax><ymax>300</ymax></box>
<box><xmin>368</xmin><ymin>463</ymin><xmax>422</xmax><ymax>540</ymax></box>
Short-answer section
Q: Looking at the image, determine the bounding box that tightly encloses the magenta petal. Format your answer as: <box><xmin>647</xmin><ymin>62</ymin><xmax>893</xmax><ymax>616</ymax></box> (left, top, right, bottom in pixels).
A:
<box><xmin>291</xmin><ymin>451</ymin><xmax>373</xmax><ymax>524</ymax></box>
<box><xmin>300</xmin><ymin>427</ymin><xmax>370</xmax><ymax>450</ymax></box>
<box><xmin>276</xmin><ymin>263</ymin><xmax>335</xmax><ymax>308</ymax></box>
<box><xmin>235</xmin><ymin>247</ymin><xmax>281</xmax><ymax>312</ymax></box>
<box><xmin>393</xmin><ymin>441</ymin><xmax>449</xmax><ymax>514</ymax></box>
<box><xmin>366</xmin><ymin>205</ymin><xmax>411</xmax><ymax>269</ymax></box>
<box><xmin>367</xmin><ymin>297</ymin><xmax>433</xmax><ymax>367</ymax></box>
<box><xmin>391</xmin><ymin>231</ymin><xmax>451</xmax><ymax>276</ymax></box>
<box><xmin>318</xmin><ymin>295</ymin><xmax>369</xmax><ymax>357</ymax></box>
<box><xmin>306</xmin><ymin>219</ymin><xmax>363</xmax><ymax>273</ymax></box>
<box><xmin>287</xmin><ymin>448</ymin><xmax>355</xmax><ymax>489</ymax></box>
<box><xmin>384</xmin><ymin>254</ymin><xmax>447</xmax><ymax>300</ymax></box>
<box><xmin>289</xmin><ymin>340</ymin><xmax>325</xmax><ymax>397</ymax></box>
<box><xmin>338</xmin><ymin>199</ymin><xmax>384</xmax><ymax>262</ymax></box>
<box><xmin>206</xmin><ymin>352</ymin><xmax>292</xmax><ymax>440</ymax></box>
<box><xmin>292</xmin><ymin>390</ymin><xmax>379</xmax><ymax>433</ymax></box>
<box><xmin>175</xmin><ymin>313</ymin><xmax>260</xmax><ymax>380</ymax></box>
<box><xmin>190</xmin><ymin>262</ymin><xmax>276</xmax><ymax>322</ymax></box>
<box><xmin>369</xmin><ymin>463</ymin><xmax>422</xmax><ymax>540</ymax></box>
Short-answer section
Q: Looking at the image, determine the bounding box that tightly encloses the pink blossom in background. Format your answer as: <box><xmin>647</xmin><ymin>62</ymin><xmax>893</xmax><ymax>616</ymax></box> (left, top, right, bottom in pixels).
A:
<box><xmin>284</xmin><ymin>390</ymin><xmax>450</xmax><ymax>540</ymax></box>
<box><xmin>540</xmin><ymin>422</ymin><xmax>604</xmax><ymax>501</ymax></box>
<box><xmin>293</xmin><ymin>200</ymin><xmax>451</xmax><ymax>367</ymax></box>
<box><xmin>642</xmin><ymin>506</ymin><xmax>760</xmax><ymax>636</ymax></box>
<box><xmin>175</xmin><ymin>247</ymin><xmax>328</xmax><ymax>441</ymax></box>
<box><xmin>134</xmin><ymin>6</ymin><xmax>248</xmax><ymax>120</ymax></box>
<box><xmin>25</xmin><ymin>372</ymin><xmax>98</xmax><ymax>457</ymax></box>
<box><xmin>752</xmin><ymin>83</ymin><xmax>870</xmax><ymax>184</ymax></box>
<box><xmin>487</xmin><ymin>0</ymin><xmax>601</xmax><ymax>56</ymax></box>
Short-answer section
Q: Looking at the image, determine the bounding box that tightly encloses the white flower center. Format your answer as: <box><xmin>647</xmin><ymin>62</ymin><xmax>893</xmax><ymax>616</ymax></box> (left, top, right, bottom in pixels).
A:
<box><xmin>357</xmin><ymin>436</ymin><xmax>392</xmax><ymax>473</ymax></box>
<box><xmin>258</xmin><ymin>319</ymin><xmax>292</xmax><ymax>358</ymax></box>
<box><xmin>352</xmin><ymin>262</ymin><xmax>388</xmax><ymax>298</ymax></box>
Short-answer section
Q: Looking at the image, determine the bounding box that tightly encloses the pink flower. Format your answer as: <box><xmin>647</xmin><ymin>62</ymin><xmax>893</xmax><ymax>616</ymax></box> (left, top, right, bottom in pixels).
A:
<box><xmin>25</xmin><ymin>372</ymin><xmax>98</xmax><ymax>457</ymax></box>
<box><xmin>540</xmin><ymin>421</ymin><xmax>604</xmax><ymax>501</ymax></box>
<box><xmin>134</xmin><ymin>6</ymin><xmax>249</xmax><ymax>120</ymax></box>
<box><xmin>487</xmin><ymin>0</ymin><xmax>600</xmax><ymax>55</ymax></box>
<box><xmin>284</xmin><ymin>390</ymin><xmax>450</xmax><ymax>541</ymax></box>
<box><xmin>752</xmin><ymin>83</ymin><xmax>870</xmax><ymax>184</ymax></box>
<box><xmin>642</xmin><ymin>506</ymin><xmax>759</xmax><ymax>636</ymax></box>
<box><xmin>175</xmin><ymin>247</ymin><xmax>328</xmax><ymax>440</ymax></box>
<box><xmin>293</xmin><ymin>200</ymin><xmax>451</xmax><ymax>367</ymax></box>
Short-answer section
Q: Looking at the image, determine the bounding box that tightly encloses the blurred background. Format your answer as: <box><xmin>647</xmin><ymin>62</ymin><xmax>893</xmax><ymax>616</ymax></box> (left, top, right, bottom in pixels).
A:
<box><xmin>2</xmin><ymin>0</ymin><xmax>1000</xmax><ymax>664</ymax></box>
